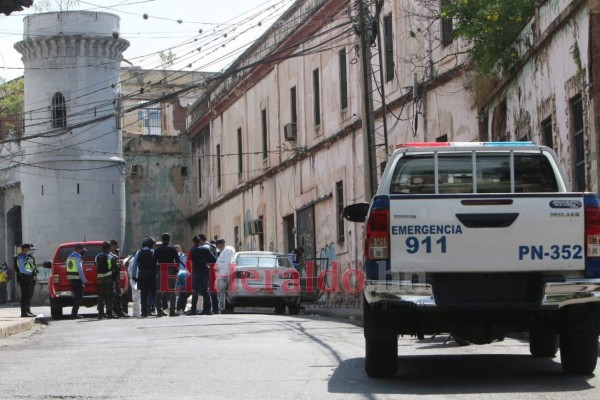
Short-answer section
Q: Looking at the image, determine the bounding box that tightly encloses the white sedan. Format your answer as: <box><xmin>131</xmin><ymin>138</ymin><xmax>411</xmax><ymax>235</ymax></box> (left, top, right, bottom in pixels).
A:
<box><xmin>224</xmin><ymin>251</ymin><xmax>301</xmax><ymax>314</ymax></box>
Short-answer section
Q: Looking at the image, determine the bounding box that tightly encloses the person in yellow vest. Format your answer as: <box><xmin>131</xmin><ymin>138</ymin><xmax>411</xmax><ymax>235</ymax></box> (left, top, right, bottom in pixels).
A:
<box><xmin>66</xmin><ymin>243</ymin><xmax>88</xmax><ymax>319</ymax></box>
<box><xmin>16</xmin><ymin>243</ymin><xmax>36</xmax><ymax>317</ymax></box>
<box><xmin>0</xmin><ymin>262</ymin><xmax>10</xmax><ymax>304</ymax></box>
<box><xmin>95</xmin><ymin>242</ymin><xmax>115</xmax><ymax>320</ymax></box>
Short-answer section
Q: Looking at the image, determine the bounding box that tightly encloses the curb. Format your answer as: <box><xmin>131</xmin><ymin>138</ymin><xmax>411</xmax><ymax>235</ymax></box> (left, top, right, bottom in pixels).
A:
<box><xmin>0</xmin><ymin>317</ymin><xmax>35</xmax><ymax>338</ymax></box>
<box><xmin>301</xmin><ymin>309</ymin><xmax>363</xmax><ymax>326</ymax></box>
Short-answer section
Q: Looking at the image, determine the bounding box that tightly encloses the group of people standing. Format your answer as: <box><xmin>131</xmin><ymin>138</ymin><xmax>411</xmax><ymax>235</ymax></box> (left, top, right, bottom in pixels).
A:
<box><xmin>129</xmin><ymin>233</ymin><xmax>236</xmax><ymax>318</ymax></box>
<box><xmin>67</xmin><ymin>240</ymin><xmax>125</xmax><ymax>319</ymax></box>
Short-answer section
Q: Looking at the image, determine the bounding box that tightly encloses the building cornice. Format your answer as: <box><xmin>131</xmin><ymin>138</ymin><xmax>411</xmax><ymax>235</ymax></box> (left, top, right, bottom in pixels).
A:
<box><xmin>14</xmin><ymin>36</ymin><xmax>129</xmax><ymax>62</ymax></box>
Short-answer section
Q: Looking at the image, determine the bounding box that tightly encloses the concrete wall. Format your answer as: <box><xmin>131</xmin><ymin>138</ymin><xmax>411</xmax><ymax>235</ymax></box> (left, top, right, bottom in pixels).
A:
<box><xmin>123</xmin><ymin>133</ymin><xmax>193</xmax><ymax>255</ymax></box>
<box><xmin>187</xmin><ymin>0</ymin><xmax>479</xmax><ymax>298</ymax></box>
<box><xmin>481</xmin><ymin>0</ymin><xmax>597</xmax><ymax>192</ymax></box>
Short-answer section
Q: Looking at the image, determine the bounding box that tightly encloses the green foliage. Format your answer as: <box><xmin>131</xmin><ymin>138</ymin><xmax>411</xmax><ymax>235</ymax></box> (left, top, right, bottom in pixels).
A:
<box><xmin>0</xmin><ymin>78</ymin><xmax>25</xmax><ymax>135</ymax></box>
<box><xmin>442</xmin><ymin>0</ymin><xmax>536</xmax><ymax>75</ymax></box>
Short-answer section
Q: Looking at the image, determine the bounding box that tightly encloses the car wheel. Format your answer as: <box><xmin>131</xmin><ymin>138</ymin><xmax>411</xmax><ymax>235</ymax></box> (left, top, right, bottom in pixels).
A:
<box><xmin>560</xmin><ymin>333</ymin><xmax>599</xmax><ymax>375</ymax></box>
<box><xmin>288</xmin><ymin>303</ymin><xmax>300</xmax><ymax>315</ymax></box>
<box><xmin>274</xmin><ymin>302</ymin><xmax>286</xmax><ymax>315</ymax></box>
<box><xmin>365</xmin><ymin>338</ymin><xmax>398</xmax><ymax>378</ymax></box>
<box><xmin>223</xmin><ymin>298</ymin><xmax>234</xmax><ymax>314</ymax></box>
<box><xmin>50</xmin><ymin>304</ymin><xmax>63</xmax><ymax>320</ymax></box>
<box><xmin>452</xmin><ymin>335</ymin><xmax>470</xmax><ymax>347</ymax></box>
<box><xmin>529</xmin><ymin>330</ymin><xmax>558</xmax><ymax>358</ymax></box>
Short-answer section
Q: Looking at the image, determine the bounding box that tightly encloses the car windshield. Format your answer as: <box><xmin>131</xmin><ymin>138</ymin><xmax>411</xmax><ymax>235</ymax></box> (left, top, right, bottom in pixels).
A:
<box><xmin>236</xmin><ymin>255</ymin><xmax>292</xmax><ymax>268</ymax></box>
<box><xmin>57</xmin><ymin>245</ymin><xmax>103</xmax><ymax>263</ymax></box>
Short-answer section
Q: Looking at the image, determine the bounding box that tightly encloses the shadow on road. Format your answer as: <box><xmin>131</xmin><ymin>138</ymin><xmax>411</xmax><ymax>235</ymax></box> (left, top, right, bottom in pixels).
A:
<box><xmin>328</xmin><ymin>354</ymin><xmax>595</xmax><ymax>395</ymax></box>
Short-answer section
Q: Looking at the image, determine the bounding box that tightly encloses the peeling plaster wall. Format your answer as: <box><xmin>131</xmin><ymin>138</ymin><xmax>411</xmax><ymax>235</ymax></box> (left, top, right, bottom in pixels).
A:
<box><xmin>123</xmin><ymin>134</ymin><xmax>192</xmax><ymax>254</ymax></box>
<box><xmin>484</xmin><ymin>1</ymin><xmax>596</xmax><ymax>192</ymax></box>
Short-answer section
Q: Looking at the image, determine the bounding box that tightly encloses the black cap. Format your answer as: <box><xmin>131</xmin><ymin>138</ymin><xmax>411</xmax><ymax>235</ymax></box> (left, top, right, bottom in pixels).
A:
<box><xmin>21</xmin><ymin>243</ymin><xmax>31</xmax><ymax>249</ymax></box>
<box><xmin>102</xmin><ymin>241</ymin><xmax>111</xmax><ymax>250</ymax></box>
<box><xmin>74</xmin><ymin>243</ymin><xmax>87</xmax><ymax>251</ymax></box>
<box><xmin>215</xmin><ymin>239</ymin><xmax>225</xmax><ymax>245</ymax></box>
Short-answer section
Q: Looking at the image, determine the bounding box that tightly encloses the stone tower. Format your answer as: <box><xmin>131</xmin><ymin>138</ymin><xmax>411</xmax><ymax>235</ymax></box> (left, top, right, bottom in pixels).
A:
<box><xmin>14</xmin><ymin>12</ymin><xmax>129</xmax><ymax>261</ymax></box>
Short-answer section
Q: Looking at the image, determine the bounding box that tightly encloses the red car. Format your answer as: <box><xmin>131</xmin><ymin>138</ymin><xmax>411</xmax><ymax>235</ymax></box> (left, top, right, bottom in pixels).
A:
<box><xmin>43</xmin><ymin>241</ymin><xmax>128</xmax><ymax>319</ymax></box>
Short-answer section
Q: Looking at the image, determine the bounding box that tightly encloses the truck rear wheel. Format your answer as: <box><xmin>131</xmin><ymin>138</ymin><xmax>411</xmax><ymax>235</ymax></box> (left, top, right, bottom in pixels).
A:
<box><xmin>365</xmin><ymin>338</ymin><xmax>398</xmax><ymax>378</ymax></box>
<box><xmin>529</xmin><ymin>330</ymin><xmax>558</xmax><ymax>357</ymax></box>
<box><xmin>560</xmin><ymin>333</ymin><xmax>599</xmax><ymax>375</ymax></box>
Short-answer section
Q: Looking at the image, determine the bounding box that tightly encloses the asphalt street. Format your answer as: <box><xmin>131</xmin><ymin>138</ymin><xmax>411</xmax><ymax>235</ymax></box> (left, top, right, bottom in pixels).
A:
<box><xmin>1</xmin><ymin>306</ymin><xmax>599</xmax><ymax>400</ymax></box>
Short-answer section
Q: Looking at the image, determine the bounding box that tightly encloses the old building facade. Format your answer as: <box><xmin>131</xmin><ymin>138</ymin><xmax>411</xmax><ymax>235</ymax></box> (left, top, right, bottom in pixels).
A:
<box><xmin>186</xmin><ymin>0</ymin><xmax>600</xmax><ymax>293</ymax></box>
<box><xmin>186</xmin><ymin>0</ymin><xmax>479</xmax><ymax>284</ymax></box>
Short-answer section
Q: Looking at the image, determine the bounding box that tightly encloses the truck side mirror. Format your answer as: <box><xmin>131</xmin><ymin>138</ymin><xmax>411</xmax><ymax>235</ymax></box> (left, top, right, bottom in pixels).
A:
<box><xmin>343</xmin><ymin>203</ymin><xmax>370</xmax><ymax>222</ymax></box>
<box><xmin>42</xmin><ymin>261</ymin><xmax>52</xmax><ymax>269</ymax></box>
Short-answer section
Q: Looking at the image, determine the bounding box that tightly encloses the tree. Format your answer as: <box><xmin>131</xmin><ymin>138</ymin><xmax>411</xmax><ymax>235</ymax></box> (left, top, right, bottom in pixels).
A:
<box><xmin>0</xmin><ymin>78</ymin><xmax>25</xmax><ymax>137</ymax></box>
<box><xmin>442</xmin><ymin>0</ymin><xmax>536</xmax><ymax>75</ymax></box>
<box><xmin>33</xmin><ymin>0</ymin><xmax>80</xmax><ymax>12</ymax></box>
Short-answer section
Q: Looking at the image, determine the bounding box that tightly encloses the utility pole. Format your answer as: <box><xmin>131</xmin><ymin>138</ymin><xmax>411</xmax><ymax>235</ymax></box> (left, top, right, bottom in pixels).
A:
<box><xmin>357</xmin><ymin>0</ymin><xmax>378</xmax><ymax>200</ymax></box>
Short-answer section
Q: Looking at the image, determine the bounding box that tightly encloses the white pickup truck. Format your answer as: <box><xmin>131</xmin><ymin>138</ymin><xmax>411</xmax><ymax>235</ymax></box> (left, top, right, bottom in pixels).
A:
<box><xmin>344</xmin><ymin>142</ymin><xmax>600</xmax><ymax>378</ymax></box>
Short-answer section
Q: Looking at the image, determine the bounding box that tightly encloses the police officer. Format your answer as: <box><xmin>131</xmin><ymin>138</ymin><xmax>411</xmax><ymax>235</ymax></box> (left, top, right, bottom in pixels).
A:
<box><xmin>131</xmin><ymin>237</ymin><xmax>157</xmax><ymax>318</ymax></box>
<box><xmin>109</xmin><ymin>239</ymin><xmax>127</xmax><ymax>317</ymax></box>
<box><xmin>190</xmin><ymin>234</ymin><xmax>217</xmax><ymax>315</ymax></box>
<box><xmin>67</xmin><ymin>243</ymin><xmax>88</xmax><ymax>319</ymax></box>
<box><xmin>154</xmin><ymin>233</ymin><xmax>180</xmax><ymax>317</ymax></box>
<box><xmin>95</xmin><ymin>242</ymin><xmax>115</xmax><ymax>320</ymax></box>
<box><xmin>16</xmin><ymin>243</ymin><xmax>36</xmax><ymax>317</ymax></box>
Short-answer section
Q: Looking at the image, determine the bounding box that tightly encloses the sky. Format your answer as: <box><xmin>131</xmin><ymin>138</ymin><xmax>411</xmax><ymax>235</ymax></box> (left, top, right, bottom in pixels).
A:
<box><xmin>0</xmin><ymin>0</ymin><xmax>293</xmax><ymax>82</ymax></box>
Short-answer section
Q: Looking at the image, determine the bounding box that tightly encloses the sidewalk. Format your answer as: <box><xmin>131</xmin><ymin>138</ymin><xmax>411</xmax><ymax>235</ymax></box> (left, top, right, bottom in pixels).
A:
<box><xmin>0</xmin><ymin>305</ymin><xmax>36</xmax><ymax>338</ymax></box>
<box><xmin>297</xmin><ymin>297</ymin><xmax>363</xmax><ymax>325</ymax></box>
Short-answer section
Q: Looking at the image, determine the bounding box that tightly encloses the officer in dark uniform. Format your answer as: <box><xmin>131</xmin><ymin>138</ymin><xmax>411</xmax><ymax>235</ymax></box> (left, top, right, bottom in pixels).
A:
<box><xmin>154</xmin><ymin>233</ymin><xmax>181</xmax><ymax>317</ymax></box>
<box><xmin>95</xmin><ymin>241</ymin><xmax>115</xmax><ymax>320</ymax></box>
<box><xmin>109</xmin><ymin>239</ymin><xmax>127</xmax><ymax>317</ymax></box>
<box><xmin>15</xmin><ymin>243</ymin><xmax>36</xmax><ymax>317</ymax></box>
<box><xmin>190</xmin><ymin>234</ymin><xmax>217</xmax><ymax>315</ymax></box>
<box><xmin>131</xmin><ymin>237</ymin><xmax>157</xmax><ymax>318</ymax></box>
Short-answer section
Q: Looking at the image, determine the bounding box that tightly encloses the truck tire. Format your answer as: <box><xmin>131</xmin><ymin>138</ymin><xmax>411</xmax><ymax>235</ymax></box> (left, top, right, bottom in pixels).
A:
<box><xmin>529</xmin><ymin>331</ymin><xmax>558</xmax><ymax>357</ymax></box>
<box><xmin>365</xmin><ymin>338</ymin><xmax>398</xmax><ymax>378</ymax></box>
<box><xmin>560</xmin><ymin>333</ymin><xmax>599</xmax><ymax>375</ymax></box>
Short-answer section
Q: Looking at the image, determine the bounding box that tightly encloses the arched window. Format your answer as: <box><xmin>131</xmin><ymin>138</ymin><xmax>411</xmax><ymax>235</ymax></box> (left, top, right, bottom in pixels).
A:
<box><xmin>51</xmin><ymin>92</ymin><xmax>67</xmax><ymax>128</ymax></box>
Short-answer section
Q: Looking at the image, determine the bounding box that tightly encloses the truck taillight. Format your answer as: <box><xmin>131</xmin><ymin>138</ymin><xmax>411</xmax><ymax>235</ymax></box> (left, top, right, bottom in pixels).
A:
<box><xmin>365</xmin><ymin>197</ymin><xmax>390</xmax><ymax>260</ymax></box>
<box><xmin>584</xmin><ymin>194</ymin><xmax>600</xmax><ymax>277</ymax></box>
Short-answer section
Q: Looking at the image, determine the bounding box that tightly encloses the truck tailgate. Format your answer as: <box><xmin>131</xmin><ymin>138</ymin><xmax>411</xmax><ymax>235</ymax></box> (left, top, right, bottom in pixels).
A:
<box><xmin>389</xmin><ymin>194</ymin><xmax>585</xmax><ymax>273</ymax></box>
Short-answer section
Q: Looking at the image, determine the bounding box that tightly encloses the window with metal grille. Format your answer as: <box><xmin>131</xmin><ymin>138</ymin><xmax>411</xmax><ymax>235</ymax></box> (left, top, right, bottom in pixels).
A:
<box><xmin>51</xmin><ymin>92</ymin><xmax>67</xmax><ymax>128</ymax></box>
<box><xmin>440</xmin><ymin>0</ymin><xmax>454</xmax><ymax>47</ymax></box>
<box><xmin>216</xmin><ymin>144</ymin><xmax>222</xmax><ymax>189</ymax></box>
<box><xmin>541</xmin><ymin>117</ymin><xmax>553</xmax><ymax>149</ymax></box>
<box><xmin>339</xmin><ymin>48</ymin><xmax>348</xmax><ymax>110</ymax></box>
<box><xmin>237</xmin><ymin>128</ymin><xmax>243</xmax><ymax>180</ymax></box>
<box><xmin>383</xmin><ymin>14</ymin><xmax>394</xmax><ymax>82</ymax></box>
<box><xmin>137</xmin><ymin>101</ymin><xmax>161</xmax><ymax>135</ymax></box>
<box><xmin>336</xmin><ymin>181</ymin><xmax>345</xmax><ymax>243</ymax></box>
<box><xmin>571</xmin><ymin>95</ymin><xmax>585</xmax><ymax>191</ymax></box>
<box><xmin>313</xmin><ymin>68</ymin><xmax>321</xmax><ymax>127</ymax></box>
<box><xmin>290</xmin><ymin>86</ymin><xmax>297</xmax><ymax>125</ymax></box>
<box><xmin>261</xmin><ymin>109</ymin><xmax>268</xmax><ymax>159</ymax></box>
